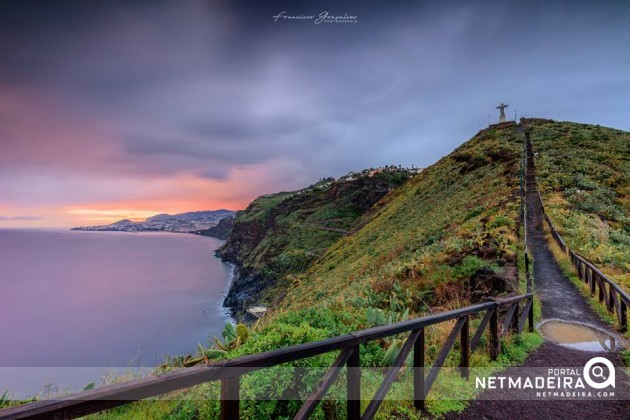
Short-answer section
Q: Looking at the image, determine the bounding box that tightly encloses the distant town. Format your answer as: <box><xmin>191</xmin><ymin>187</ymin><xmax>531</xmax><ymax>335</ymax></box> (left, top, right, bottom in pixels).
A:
<box><xmin>71</xmin><ymin>210</ymin><xmax>235</xmax><ymax>233</ymax></box>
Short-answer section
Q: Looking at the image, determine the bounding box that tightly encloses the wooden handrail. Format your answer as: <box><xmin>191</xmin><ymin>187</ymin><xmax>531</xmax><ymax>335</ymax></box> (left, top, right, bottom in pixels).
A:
<box><xmin>529</xmin><ymin>142</ymin><xmax>628</xmax><ymax>331</ymax></box>
<box><xmin>571</xmin><ymin>252</ymin><xmax>630</xmax><ymax>306</ymax></box>
<box><xmin>0</xmin><ymin>295</ymin><xmax>534</xmax><ymax>420</ymax></box>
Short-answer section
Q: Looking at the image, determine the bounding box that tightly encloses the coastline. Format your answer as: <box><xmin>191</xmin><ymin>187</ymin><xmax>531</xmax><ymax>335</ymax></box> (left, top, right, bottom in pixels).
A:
<box><xmin>216</xmin><ymin>259</ymin><xmax>237</xmax><ymax>325</ymax></box>
<box><xmin>214</xmin><ymin>249</ymin><xmax>269</xmax><ymax>322</ymax></box>
<box><xmin>0</xmin><ymin>229</ymin><xmax>234</xmax><ymax>399</ymax></box>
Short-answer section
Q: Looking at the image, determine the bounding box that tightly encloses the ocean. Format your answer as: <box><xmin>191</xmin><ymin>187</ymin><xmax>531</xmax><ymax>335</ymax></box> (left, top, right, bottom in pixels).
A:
<box><xmin>0</xmin><ymin>228</ymin><xmax>233</xmax><ymax>398</ymax></box>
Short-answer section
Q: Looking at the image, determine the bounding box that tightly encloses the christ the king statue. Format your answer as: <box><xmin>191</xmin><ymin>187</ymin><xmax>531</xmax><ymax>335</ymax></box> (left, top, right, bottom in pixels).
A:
<box><xmin>496</xmin><ymin>102</ymin><xmax>509</xmax><ymax>123</ymax></box>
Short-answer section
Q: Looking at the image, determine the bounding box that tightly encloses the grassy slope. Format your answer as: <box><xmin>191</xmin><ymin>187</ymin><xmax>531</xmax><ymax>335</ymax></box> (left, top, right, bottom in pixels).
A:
<box><xmin>281</xmin><ymin>123</ymin><xmax>526</xmax><ymax>312</ymax></box>
<box><xmin>222</xmin><ymin>170</ymin><xmax>413</xmax><ymax>277</ymax></box>
<box><xmin>221</xmin><ymin>182</ymin><xmax>361</xmax><ymax>279</ymax></box>
<box><xmin>524</xmin><ymin>118</ymin><xmax>630</xmax><ymax>290</ymax></box>
<box><xmin>218</xmin><ymin>169</ymin><xmax>414</xmax><ymax>312</ymax></box>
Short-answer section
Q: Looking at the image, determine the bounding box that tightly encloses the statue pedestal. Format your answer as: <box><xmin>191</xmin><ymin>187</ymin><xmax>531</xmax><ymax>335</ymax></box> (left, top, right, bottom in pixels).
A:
<box><xmin>499</xmin><ymin>116</ymin><xmax>507</xmax><ymax>123</ymax></box>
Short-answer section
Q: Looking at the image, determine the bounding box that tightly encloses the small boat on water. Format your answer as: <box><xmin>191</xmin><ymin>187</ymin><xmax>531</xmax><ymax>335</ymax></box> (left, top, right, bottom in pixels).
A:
<box><xmin>246</xmin><ymin>305</ymin><xmax>268</xmax><ymax>318</ymax></box>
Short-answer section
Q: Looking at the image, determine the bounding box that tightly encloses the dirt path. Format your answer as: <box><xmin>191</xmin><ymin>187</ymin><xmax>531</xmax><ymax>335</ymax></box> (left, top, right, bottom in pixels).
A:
<box><xmin>448</xmin><ymin>132</ymin><xmax>629</xmax><ymax>419</ymax></box>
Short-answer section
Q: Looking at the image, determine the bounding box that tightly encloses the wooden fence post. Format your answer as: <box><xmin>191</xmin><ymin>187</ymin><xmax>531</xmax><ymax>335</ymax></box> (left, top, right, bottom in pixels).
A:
<box><xmin>490</xmin><ymin>308</ymin><xmax>500</xmax><ymax>360</ymax></box>
<box><xmin>528</xmin><ymin>297</ymin><xmax>534</xmax><ymax>332</ymax></box>
<box><xmin>620</xmin><ymin>301</ymin><xmax>628</xmax><ymax>332</ymax></box>
<box><xmin>511</xmin><ymin>303</ymin><xmax>520</xmax><ymax>333</ymax></box>
<box><xmin>608</xmin><ymin>286</ymin><xmax>615</xmax><ymax>313</ymax></box>
<box><xmin>414</xmin><ymin>328</ymin><xmax>425</xmax><ymax>410</ymax></box>
<box><xmin>460</xmin><ymin>316</ymin><xmax>469</xmax><ymax>379</ymax></box>
<box><xmin>220</xmin><ymin>375</ymin><xmax>240</xmax><ymax>420</ymax></box>
<box><xmin>525</xmin><ymin>252</ymin><xmax>529</xmax><ymax>274</ymax></box>
<box><xmin>597</xmin><ymin>274</ymin><xmax>605</xmax><ymax>302</ymax></box>
<box><xmin>347</xmin><ymin>345</ymin><xmax>361</xmax><ymax>420</ymax></box>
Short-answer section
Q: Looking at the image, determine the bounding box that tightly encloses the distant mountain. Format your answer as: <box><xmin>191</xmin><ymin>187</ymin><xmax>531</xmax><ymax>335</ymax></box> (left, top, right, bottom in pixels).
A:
<box><xmin>71</xmin><ymin>210</ymin><xmax>236</xmax><ymax>233</ymax></box>
<box><xmin>146</xmin><ymin>210</ymin><xmax>235</xmax><ymax>223</ymax></box>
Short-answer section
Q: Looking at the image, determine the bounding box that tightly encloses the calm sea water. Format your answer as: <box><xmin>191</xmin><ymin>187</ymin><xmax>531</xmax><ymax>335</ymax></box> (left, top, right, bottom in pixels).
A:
<box><xmin>0</xmin><ymin>228</ymin><xmax>233</xmax><ymax>398</ymax></box>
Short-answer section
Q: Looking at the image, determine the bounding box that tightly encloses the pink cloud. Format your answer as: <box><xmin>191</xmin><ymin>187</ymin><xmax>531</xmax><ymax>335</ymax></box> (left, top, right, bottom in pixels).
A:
<box><xmin>0</xmin><ymin>86</ymin><xmax>124</xmax><ymax>174</ymax></box>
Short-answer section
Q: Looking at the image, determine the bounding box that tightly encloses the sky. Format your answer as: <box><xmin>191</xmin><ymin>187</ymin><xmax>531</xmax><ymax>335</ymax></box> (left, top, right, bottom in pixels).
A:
<box><xmin>1</xmin><ymin>0</ymin><xmax>629</xmax><ymax>227</ymax></box>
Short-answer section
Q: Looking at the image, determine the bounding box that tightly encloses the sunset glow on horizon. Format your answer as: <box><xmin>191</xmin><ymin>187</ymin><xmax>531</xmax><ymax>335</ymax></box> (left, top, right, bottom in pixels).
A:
<box><xmin>65</xmin><ymin>208</ymin><xmax>177</xmax><ymax>223</ymax></box>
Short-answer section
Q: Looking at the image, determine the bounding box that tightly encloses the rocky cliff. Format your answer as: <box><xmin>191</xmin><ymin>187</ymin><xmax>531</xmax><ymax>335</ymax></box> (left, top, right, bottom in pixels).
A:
<box><xmin>196</xmin><ymin>216</ymin><xmax>235</xmax><ymax>240</ymax></box>
<box><xmin>217</xmin><ymin>167</ymin><xmax>419</xmax><ymax>318</ymax></box>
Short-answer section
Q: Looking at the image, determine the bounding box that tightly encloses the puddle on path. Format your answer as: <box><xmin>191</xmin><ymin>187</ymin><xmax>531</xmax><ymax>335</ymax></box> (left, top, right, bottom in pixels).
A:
<box><xmin>539</xmin><ymin>320</ymin><xmax>617</xmax><ymax>352</ymax></box>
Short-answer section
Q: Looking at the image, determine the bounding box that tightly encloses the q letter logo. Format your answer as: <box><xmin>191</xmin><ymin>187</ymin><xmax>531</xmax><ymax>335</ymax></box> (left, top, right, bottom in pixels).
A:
<box><xmin>583</xmin><ymin>357</ymin><xmax>615</xmax><ymax>389</ymax></box>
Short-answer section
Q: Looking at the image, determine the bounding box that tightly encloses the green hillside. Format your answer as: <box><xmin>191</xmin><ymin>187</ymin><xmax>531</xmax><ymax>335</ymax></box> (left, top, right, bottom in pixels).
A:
<box><xmin>217</xmin><ymin>167</ymin><xmax>416</xmax><ymax>316</ymax></box>
<box><xmin>280</xmin><ymin>123</ymin><xmax>527</xmax><ymax>312</ymax></box>
<box><xmin>524</xmin><ymin>118</ymin><xmax>630</xmax><ymax>290</ymax></box>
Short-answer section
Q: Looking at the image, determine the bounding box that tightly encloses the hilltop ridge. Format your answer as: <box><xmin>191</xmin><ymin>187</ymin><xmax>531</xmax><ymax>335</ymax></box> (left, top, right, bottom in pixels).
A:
<box><xmin>279</xmin><ymin>123</ymin><xmax>527</xmax><ymax>312</ymax></box>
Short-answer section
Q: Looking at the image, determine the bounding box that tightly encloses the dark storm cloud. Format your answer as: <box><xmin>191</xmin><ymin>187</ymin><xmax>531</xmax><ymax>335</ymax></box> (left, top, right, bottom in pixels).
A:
<box><xmin>1</xmin><ymin>0</ymin><xmax>629</xmax><ymax>186</ymax></box>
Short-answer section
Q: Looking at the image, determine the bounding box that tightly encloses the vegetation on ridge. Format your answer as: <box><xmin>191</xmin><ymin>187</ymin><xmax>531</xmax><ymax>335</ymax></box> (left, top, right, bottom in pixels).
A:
<box><xmin>280</xmin><ymin>124</ymin><xmax>526</xmax><ymax>312</ymax></box>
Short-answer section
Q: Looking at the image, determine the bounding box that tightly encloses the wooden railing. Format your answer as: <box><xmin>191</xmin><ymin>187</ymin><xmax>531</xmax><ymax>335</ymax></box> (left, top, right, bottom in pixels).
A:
<box><xmin>570</xmin><ymin>251</ymin><xmax>629</xmax><ymax>331</ymax></box>
<box><xmin>0</xmin><ymin>294</ymin><xmax>534</xmax><ymax>420</ymax></box>
<box><xmin>537</xmin><ymin>189</ymin><xmax>629</xmax><ymax>331</ymax></box>
<box><xmin>525</xmin><ymin>128</ymin><xmax>629</xmax><ymax>332</ymax></box>
<box><xmin>521</xmin><ymin>127</ymin><xmax>533</xmax><ymax>292</ymax></box>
